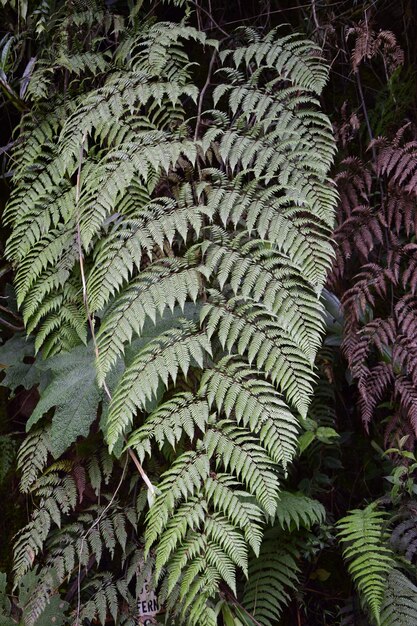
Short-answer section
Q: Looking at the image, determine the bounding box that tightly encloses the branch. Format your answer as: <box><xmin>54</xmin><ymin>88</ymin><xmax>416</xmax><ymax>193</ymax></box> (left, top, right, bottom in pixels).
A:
<box><xmin>221</xmin><ymin>587</ymin><xmax>263</xmax><ymax>626</ymax></box>
<box><xmin>194</xmin><ymin>47</ymin><xmax>218</xmax><ymax>142</ymax></box>
<box><xmin>189</xmin><ymin>0</ymin><xmax>229</xmax><ymax>37</ymax></box>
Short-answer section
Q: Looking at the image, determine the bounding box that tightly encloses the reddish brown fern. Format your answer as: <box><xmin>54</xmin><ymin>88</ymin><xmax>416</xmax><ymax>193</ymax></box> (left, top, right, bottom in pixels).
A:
<box><xmin>347</xmin><ymin>20</ymin><xmax>404</xmax><ymax>74</ymax></box>
<box><xmin>332</xmin><ymin>125</ymin><xmax>417</xmax><ymax>444</ymax></box>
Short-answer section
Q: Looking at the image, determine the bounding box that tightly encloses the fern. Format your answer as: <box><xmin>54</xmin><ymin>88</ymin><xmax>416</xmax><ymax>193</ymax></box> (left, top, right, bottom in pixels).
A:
<box><xmin>347</xmin><ymin>20</ymin><xmax>404</xmax><ymax>74</ymax></box>
<box><xmin>390</xmin><ymin>501</ymin><xmax>417</xmax><ymax>563</ymax></box>
<box><xmin>242</xmin><ymin>492</ymin><xmax>325</xmax><ymax>626</ymax></box>
<box><xmin>331</xmin><ymin>127</ymin><xmax>417</xmax><ymax>446</ymax></box>
<box><xmin>200</xmin><ymin>357</ymin><xmax>299</xmax><ymax>469</ymax></box>
<box><xmin>13</xmin><ymin>472</ymin><xmax>78</xmax><ymax>581</ymax></box>
<box><xmin>380</xmin><ymin>568</ymin><xmax>417</xmax><ymax>626</ymax></box>
<box><xmin>242</xmin><ymin>531</ymin><xmax>300</xmax><ymax>626</ymax></box>
<box><xmin>14</xmin><ymin>472</ymin><xmax>139</xmax><ymax>625</ymax></box>
<box><xmin>4</xmin><ymin>6</ymin><xmax>336</xmax><ymax>623</ymax></box>
<box><xmin>78</xmin><ymin>574</ymin><xmax>118</xmax><ymax>626</ymax></box>
<box><xmin>17</xmin><ymin>427</ymin><xmax>52</xmax><ymax>493</ymax></box>
<box><xmin>274</xmin><ymin>490</ymin><xmax>326</xmax><ymax>530</ymax></box>
<box><xmin>337</xmin><ymin>503</ymin><xmax>395</xmax><ymax>624</ymax></box>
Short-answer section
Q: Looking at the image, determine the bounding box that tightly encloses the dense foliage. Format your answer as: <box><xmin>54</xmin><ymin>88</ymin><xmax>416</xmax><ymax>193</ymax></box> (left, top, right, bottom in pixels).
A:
<box><xmin>0</xmin><ymin>1</ymin><xmax>417</xmax><ymax>625</ymax></box>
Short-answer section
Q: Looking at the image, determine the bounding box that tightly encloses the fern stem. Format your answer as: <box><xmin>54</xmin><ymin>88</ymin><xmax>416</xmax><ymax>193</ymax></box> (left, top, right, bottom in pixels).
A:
<box><xmin>0</xmin><ymin>316</ymin><xmax>25</xmax><ymax>331</ymax></box>
<box><xmin>189</xmin><ymin>1</ymin><xmax>229</xmax><ymax>37</ymax></box>
<box><xmin>194</xmin><ymin>47</ymin><xmax>218</xmax><ymax>142</ymax></box>
<box><xmin>222</xmin><ymin>587</ymin><xmax>263</xmax><ymax>626</ymax></box>
<box><xmin>355</xmin><ymin>71</ymin><xmax>374</xmax><ymax>147</ymax></box>
<box><xmin>311</xmin><ymin>0</ymin><xmax>320</xmax><ymax>31</ymax></box>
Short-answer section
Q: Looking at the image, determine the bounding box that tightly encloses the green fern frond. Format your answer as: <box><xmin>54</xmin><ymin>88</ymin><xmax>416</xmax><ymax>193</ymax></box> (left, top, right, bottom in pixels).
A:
<box><xmin>14</xmin><ymin>226</ymin><xmax>76</xmax><ymax>307</ymax></box>
<box><xmin>204</xmin><ymin>474</ymin><xmax>264</xmax><ymax>555</ymax></box>
<box><xmin>87</xmin><ymin>449</ymin><xmax>114</xmax><ymax>497</ymax></box>
<box><xmin>77</xmin><ymin>135</ymin><xmax>198</xmax><ymax>247</ymax></box>
<box><xmin>145</xmin><ymin>451</ymin><xmax>211</xmax><ymax>552</ymax></box>
<box><xmin>274</xmin><ymin>491</ymin><xmax>326</xmax><ymax>530</ymax></box>
<box><xmin>204</xmin><ymin>421</ymin><xmax>279</xmax><ymax>516</ymax></box>
<box><xmin>201</xmin><ymin>357</ymin><xmax>299</xmax><ymax>468</ymax></box>
<box><xmin>95</xmin><ymin>258</ymin><xmax>202</xmax><ymax>380</ymax></box>
<box><xmin>127</xmin><ymin>392</ymin><xmax>209</xmax><ymax>462</ymax></box>
<box><xmin>5</xmin><ymin>13</ymin><xmax>336</xmax><ymax>622</ymax></box>
<box><xmin>204</xmin><ymin>181</ymin><xmax>333</xmax><ymax>288</ymax></box>
<box><xmin>202</xmin><ymin>231</ymin><xmax>325</xmax><ymax>360</ymax></box>
<box><xmin>205</xmin><ymin>513</ymin><xmax>248</xmax><ymax>580</ymax></box>
<box><xmin>337</xmin><ymin>503</ymin><xmax>395</xmax><ymax>624</ymax></box>
<box><xmin>239</xmin><ymin>492</ymin><xmax>324</xmax><ymax>626</ymax></box>
<box><xmin>106</xmin><ymin>320</ymin><xmax>211</xmax><ymax>449</ymax></box>
<box><xmin>55</xmin><ymin>50</ymin><xmax>110</xmax><ymax>76</ymax></box>
<box><xmin>154</xmin><ymin>497</ymin><xmax>207</xmax><ymax>578</ymax></box>
<box><xmin>17</xmin><ymin>427</ymin><xmax>51</xmax><ymax>493</ymax></box>
<box><xmin>222</xmin><ymin>28</ymin><xmax>329</xmax><ymax>93</ymax></box>
<box><xmin>86</xmin><ymin>201</ymin><xmax>204</xmax><ymax>313</ymax></box>
<box><xmin>202</xmin><ymin>295</ymin><xmax>315</xmax><ymax>416</ymax></box>
<box><xmin>78</xmin><ymin>573</ymin><xmax>118</xmax><ymax>625</ymax></box>
<box><xmin>13</xmin><ymin>473</ymin><xmax>78</xmax><ymax>581</ymax></box>
<box><xmin>243</xmin><ymin>528</ymin><xmax>300</xmax><ymax>626</ymax></box>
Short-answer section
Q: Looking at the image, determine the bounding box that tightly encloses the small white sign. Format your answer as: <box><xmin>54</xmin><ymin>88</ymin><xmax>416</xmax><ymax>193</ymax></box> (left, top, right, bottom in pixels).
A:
<box><xmin>138</xmin><ymin>581</ymin><xmax>160</xmax><ymax>625</ymax></box>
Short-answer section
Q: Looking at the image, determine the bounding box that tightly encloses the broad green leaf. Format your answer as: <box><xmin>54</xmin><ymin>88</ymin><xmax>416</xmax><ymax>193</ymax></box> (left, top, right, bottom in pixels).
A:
<box><xmin>26</xmin><ymin>343</ymin><xmax>102</xmax><ymax>457</ymax></box>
